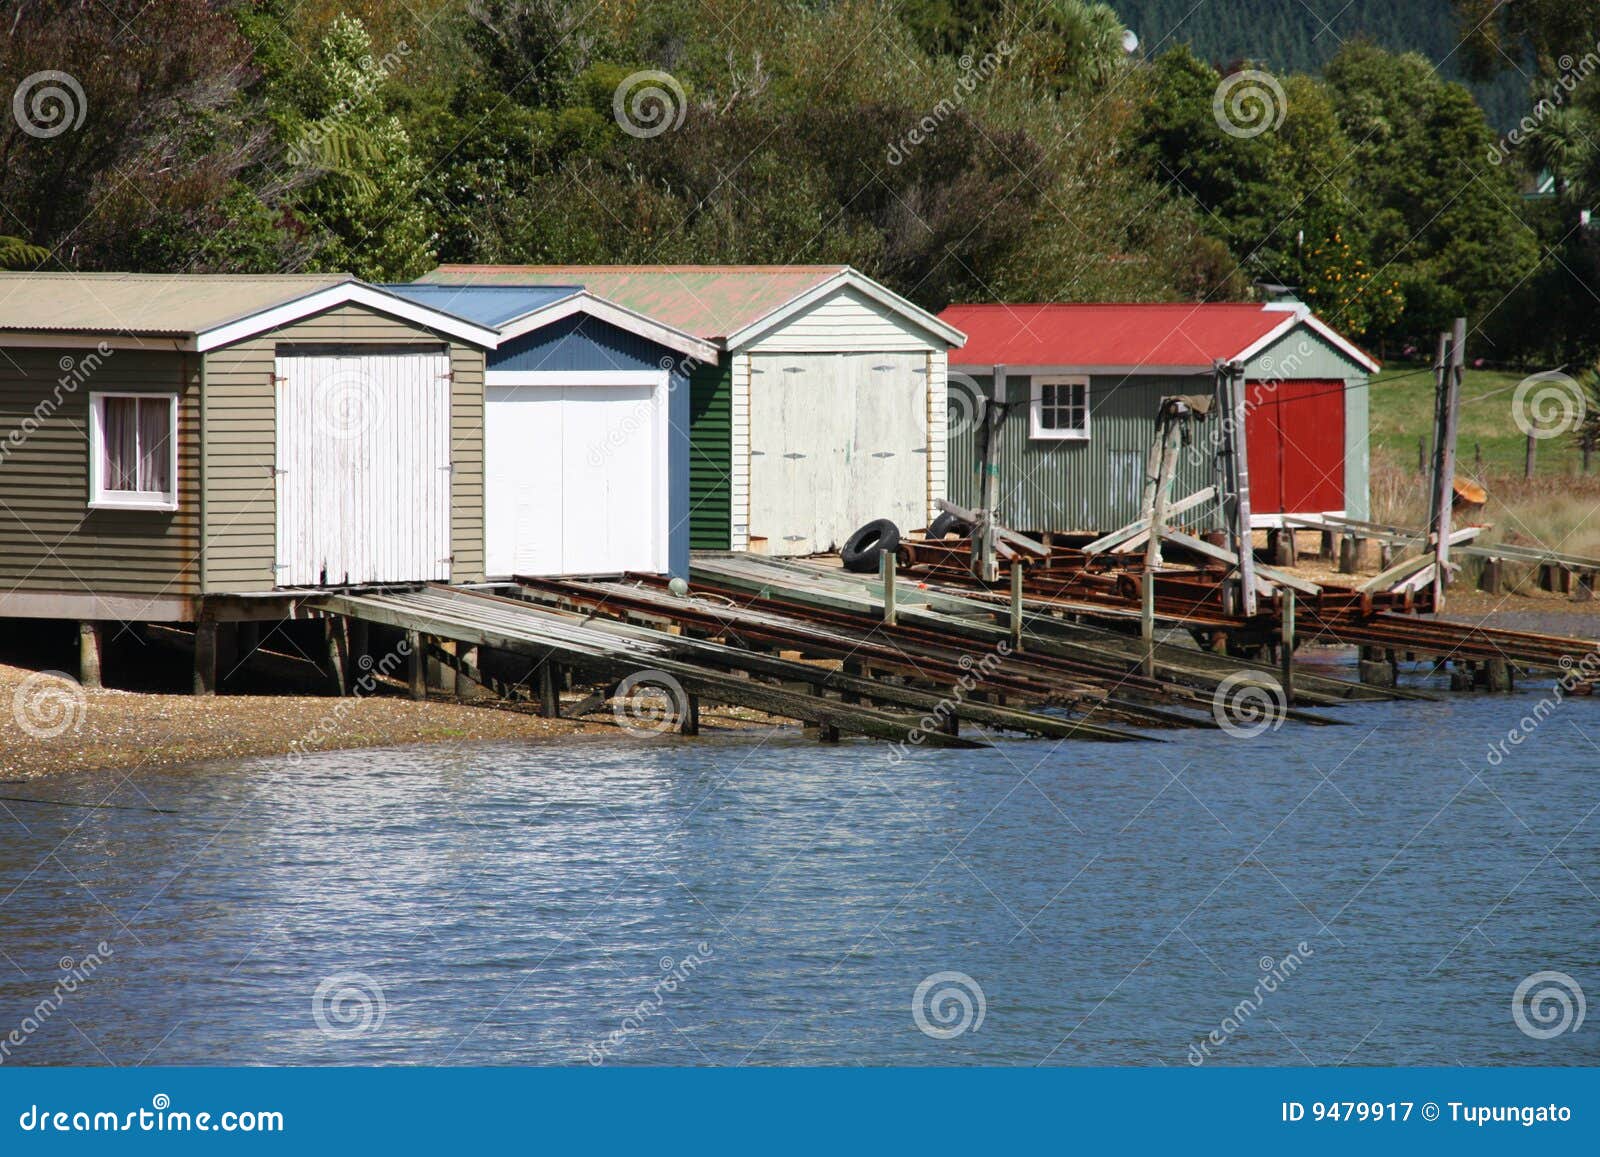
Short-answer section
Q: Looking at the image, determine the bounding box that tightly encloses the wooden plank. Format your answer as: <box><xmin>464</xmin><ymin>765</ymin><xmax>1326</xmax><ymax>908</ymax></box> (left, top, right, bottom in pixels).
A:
<box><xmin>1158</xmin><ymin>528</ymin><xmax>1322</xmax><ymax>595</ymax></box>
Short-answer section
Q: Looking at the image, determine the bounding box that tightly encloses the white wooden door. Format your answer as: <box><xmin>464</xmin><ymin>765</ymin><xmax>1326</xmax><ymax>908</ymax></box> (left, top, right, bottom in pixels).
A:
<box><xmin>485</xmin><ymin>376</ymin><xmax>664</xmax><ymax>577</ymax></box>
<box><xmin>275</xmin><ymin>349</ymin><xmax>452</xmax><ymax>587</ymax></box>
<box><xmin>748</xmin><ymin>352</ymin><xmax>928</xmax><ymax>554</ymax></box>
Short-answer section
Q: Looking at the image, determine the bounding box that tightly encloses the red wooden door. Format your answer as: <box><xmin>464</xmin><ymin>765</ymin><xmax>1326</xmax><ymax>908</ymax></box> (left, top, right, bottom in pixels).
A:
<box><xmin>1243</xmin><ymin>380</ymin><xmax>1345</xmax><ymax>514</ymax></box>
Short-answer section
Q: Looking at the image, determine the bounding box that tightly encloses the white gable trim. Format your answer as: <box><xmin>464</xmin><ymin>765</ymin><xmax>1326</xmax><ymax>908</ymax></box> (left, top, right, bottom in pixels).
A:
<box><xmin>496</xmin><ymin>291</ymin><xmax>718</xmax><ymax>365</ymax></box>
<box><xmin>193</xmin><ymin>283</ymin><xmax>502</xmax><ymax>352</ymax></box>
<box><xmin>1231</xmin><ymin>306</ymin><xmax>1380</xmax><ymax>374</ymax></box>
<box><xmin>725</xmin><ymin>269</ymin><xmax>966</xmax><ymax>350</ymax></box>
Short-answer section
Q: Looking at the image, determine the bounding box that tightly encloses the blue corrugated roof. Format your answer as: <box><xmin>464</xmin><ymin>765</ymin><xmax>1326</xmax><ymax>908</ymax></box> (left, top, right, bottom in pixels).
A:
<box><xmin>381</xmin><ymin>283</ymin><xmax>582</xmax><ymax>328</ymax></box>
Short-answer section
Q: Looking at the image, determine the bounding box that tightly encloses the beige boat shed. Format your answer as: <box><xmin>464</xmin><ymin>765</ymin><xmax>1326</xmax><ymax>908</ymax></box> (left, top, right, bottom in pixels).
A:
<box><xmin>0</xmin><ymin>272</ymin><xmax>501</xmax><ymax>625</ymax></box>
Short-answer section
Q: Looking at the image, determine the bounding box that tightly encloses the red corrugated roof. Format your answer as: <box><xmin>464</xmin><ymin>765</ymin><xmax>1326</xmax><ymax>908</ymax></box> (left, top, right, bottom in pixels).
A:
<box><xmin>938</xmin><ymin>302</ymin><xmax>1359</xmax><ymax>370</ymax></box>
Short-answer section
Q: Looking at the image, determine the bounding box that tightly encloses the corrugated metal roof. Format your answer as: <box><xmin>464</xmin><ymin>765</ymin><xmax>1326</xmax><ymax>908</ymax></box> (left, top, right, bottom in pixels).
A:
<box><xmin>0</xmin><ymin>272</ymin><xmax>354</xmax><ymax>336</ymax></box>
<box><xmin>419</xmin><ymin>265</ymin><xmax>846</xmax><ymax>342</ymax></box>
<box><xmin>380</xmin><ymin>283</ymin><xmax>582</xmax><ymax>328</ymax></box>
<box><xmin>940</xmin><ymin>302</ymin><xmax>1335</xmax><ymax>369</ymax></box>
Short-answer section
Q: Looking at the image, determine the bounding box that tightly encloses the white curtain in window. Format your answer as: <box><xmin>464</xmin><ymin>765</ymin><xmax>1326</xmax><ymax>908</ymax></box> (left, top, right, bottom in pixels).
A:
<box><xmin>102</xmin><ymin>396</ymin><xmax>139</xmax><ymax>490</ymax></box>
<box><xmin>138</xmin><ymin>397</ymin><xmax>172</xmax><ymax>493</ymax></box>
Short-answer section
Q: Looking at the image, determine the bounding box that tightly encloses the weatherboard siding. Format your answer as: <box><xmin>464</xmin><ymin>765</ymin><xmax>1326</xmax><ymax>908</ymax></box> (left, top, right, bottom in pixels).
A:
<box><xmin>0</xmin><ymin>346</ymin><xmax>201</xmax><ymax>603</ymax></box>
<box><xmin>742</xmin><ymin>285</ymin><xmax>939</xmax><ymax>354</ymax></box>
<box><xmin>927</xmin><ymin>349</ymin><xmax>948</xmax><ymax>522</ymax></box>
<box><xmin>202</xmin><ymin>303</ymin><xmax>485</xmax><ymax>593</ymax></box>
<box><xmin>688</xmin><ymin>360</ymin><xmax>733</xmax><ymax>550</ymax></box>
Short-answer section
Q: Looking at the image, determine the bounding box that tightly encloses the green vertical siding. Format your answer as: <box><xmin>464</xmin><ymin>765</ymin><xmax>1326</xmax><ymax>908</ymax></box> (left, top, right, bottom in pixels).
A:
<box><xmin>949</xmin><ymin>373</ymin><xmax>1220</xmax><ymax>534</ymax></box>
<box><xmin>688</xmin><ymin>360</ymin><xmax>732</xmax><ymax>549</ymax></box>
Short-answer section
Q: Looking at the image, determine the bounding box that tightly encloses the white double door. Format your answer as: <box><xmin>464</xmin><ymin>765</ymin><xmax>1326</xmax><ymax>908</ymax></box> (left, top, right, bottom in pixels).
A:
<box><xmin>275</xmin><ymin>349</ymin><xmax>453</xmax><ymax>587</ymax></box>
<box><xmin>485</xmin><ymin>372</ymin><xmax>668</xmax><ymax>577</ymax></box>
<box><xmin>748</xmin><ymin>351</ymin><xmax>929</xmax><ymax>554</ymax></box>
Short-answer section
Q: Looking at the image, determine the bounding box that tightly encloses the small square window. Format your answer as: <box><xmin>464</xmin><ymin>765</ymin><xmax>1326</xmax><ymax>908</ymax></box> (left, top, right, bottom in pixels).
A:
<box><xmin>90</xmin><ymin>393</ymin><xmax>177</xmax><ymax>511</ymax></box>
<box><xmin>1030</xmin><ymin>377</ymin><xmax>1089</xmax><ymax>440</ymax></box>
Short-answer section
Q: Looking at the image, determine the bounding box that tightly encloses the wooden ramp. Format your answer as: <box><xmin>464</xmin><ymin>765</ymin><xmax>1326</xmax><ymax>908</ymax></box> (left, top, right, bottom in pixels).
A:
<box><xmin>313</xmin><ymin>585</ymin><xmax>1144</xmax><ymax>746</ymax></box>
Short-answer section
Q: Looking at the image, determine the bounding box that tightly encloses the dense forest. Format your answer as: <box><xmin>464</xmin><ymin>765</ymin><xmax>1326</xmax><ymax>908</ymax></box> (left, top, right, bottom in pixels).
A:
<box><xmin>1112</xmin><ymin>0</ymin><xmax>1527</xmax><ymax>128</ymax></box>
<box><xmin>1</xmin><ymin>0</ymin><xmax>1597</xmax><ymax>367</ymax></box>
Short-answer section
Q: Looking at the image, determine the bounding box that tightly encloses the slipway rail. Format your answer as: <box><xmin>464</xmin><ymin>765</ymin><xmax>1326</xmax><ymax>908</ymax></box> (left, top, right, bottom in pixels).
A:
<box><xmin>312</xmin><ymin>584</ymin><xmax>1145</xmax><ymax>745</ymax></box>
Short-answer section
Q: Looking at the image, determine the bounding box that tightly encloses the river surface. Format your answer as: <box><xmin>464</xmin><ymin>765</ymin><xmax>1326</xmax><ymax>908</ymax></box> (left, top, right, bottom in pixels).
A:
<box><xmin>2</xmin><ymin>663</ymin><xmax>1597</xmax><ymax>1067</ymax></box>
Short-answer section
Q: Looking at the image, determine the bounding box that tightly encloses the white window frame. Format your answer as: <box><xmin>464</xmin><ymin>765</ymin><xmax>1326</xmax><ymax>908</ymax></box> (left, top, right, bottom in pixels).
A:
<box><xmin>88</xmin><ymin>391</ymin><xmax>179</xmax><ymax>512</ymax></box>
<box><xmin>1029</xmin><ymin>375</ymin><xmax>1090</xmax><ymax>441</ymax></box>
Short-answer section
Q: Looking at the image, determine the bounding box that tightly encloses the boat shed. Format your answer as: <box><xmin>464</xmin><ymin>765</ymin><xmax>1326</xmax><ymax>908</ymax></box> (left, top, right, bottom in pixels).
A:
<box><xmin>936</xmin><ymin>302</ymin><xmax>1379</xmax><ymax>534</ymax></box>
<box><xmin>384</xmin><ymin>283</ymin><xmax>718</xmax><ymax>579</ymax></box>
<box><xmin>418</xmin><ymin>265</ymin><xmax>967</xmax><ymax>556</ymax></box>
<box><xmin>0</xmin><ymin>272</ymin><xmax>499</xmax><ymax>623</ymax></box>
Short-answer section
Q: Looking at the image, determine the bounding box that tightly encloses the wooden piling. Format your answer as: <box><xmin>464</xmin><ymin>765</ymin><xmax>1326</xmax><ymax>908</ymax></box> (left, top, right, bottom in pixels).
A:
<box><xmin>193</xmin><ymin>619</ymin><xmax>218</xmax><ymax>696</ymax></box>
<box><xmin>679</xmin><ymin>692</ymin><xmax>700</xmax><ymax>736</ymax></box>
<box><xmin>405</xmin><ymin>630</ymin><xmax>426</xmax><ymax>700</ymax></box>
<box><xmin>881</xmin><ymin>549</ymin><xmax>897</xmax><ymax>626</ymax></box>
<box><xmin>1280</xmin><ymin>588</ymin><xmax>1295</xmax><ymax>704</ymax></box>
<box><xmin>1140</xmin><ymin>569</ymin><xmax>1155</xmax><ymax>678</ymax></box>
<box><xmin>1010</xmin><ymin>561</ymin><xmax>1024</xmax><ymax>650</ymax></box>
<box><xmin>539</xmin><ymin>659</ymin><xmax>560</xmax><ymax>718</ymax></box>
<box><xmin>78</xmin><ymin>621</ymin><xmax>103</xmax><ymax>690</ymax></box>
<box><xmin>1479</xmin><ymin>557</ymin><xmax>1503</xmax><ymax>595</ymax></box>
<box><xmin>324</xmin><ymin>615</ymin><xmax>347</xmax><ymax>697</ymax></box>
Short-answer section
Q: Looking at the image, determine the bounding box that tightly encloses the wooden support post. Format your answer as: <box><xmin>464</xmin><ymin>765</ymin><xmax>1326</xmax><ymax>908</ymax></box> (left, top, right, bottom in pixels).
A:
<box><xmin>1268</xmin><ymin>529</ymin><xmax>1294</xmax><ymax>567</ymax></box>
<box><xmin>1280</xmin><ymin>588</ymin><xmax>1295</xmax><ymax>704</ymax></box>
<box><xmin>1215</xmin><ymin>360</ymin><xmax>1257</xmax><ymax>615</ymax></box>
<box><xmin>77</xmin><ymin>621</ymin><xmax>103</xmax><ymax>690</ymax></box>
<box><xmin>1319</xmin><ymin>529</ymin><xmax>1335</xmax><ymax>561</ymax></box>
<box><xmin>1481</xmin><ymin>658</ymin><xmax>1514</xmax><ymax>692</ymax></box>
<box><xmin>539</xmin><ymin>658</ymin><xmax>560</xmax><ymax>718</ymax></box>
<box><xmin>1525</xmin><ymin>430</ymin><xmax>1537</xmax><ymax>479</ymax></box>
<box><xmin>324</xmin><ymin>615</ymin><xmax>347</xmax><ymax>697</ymax></box>
<box><xmin>1010</xmin><ymin>561</ymin><xmax>1024</xmax><ymax>650</ymax></box>
<box><xmin>679</xmin><ymin>692</ymin><xmax>700</xmax><ymax>736</ymax></box>
<box><xmin>1572</xmin><ymin>570</ymin><xmax>1594</xmax><ymax>603</ymax></box>
<box><xmin>972</xmin><ymin>364</ymin><xmax>1008</xmax><ymax>584</ymax></box>
<box><xmin>405</xmin><ymin>630</ymin><xmax>426</xmax><ymax>700</ymax></box>
<box><xmin>1378</xmin><ymin>542</ymin><xmax>1394</xmax><ymax>570</ymax></box>
<box><xmin>193</xmin><ymin>619</ymin><xmax>218</xmax><ymax>697</ymax></box>
<box><xmin>881</xmin><ymin>548</ymin><xmax>897</xmax><ymax>626</ymax></box>
<box><xmin>1338</xmin><ymin>535</ymin><xmax>1361</xmax><ymax>575</ymax></box>
<box><xmin>1139</xmin><ymin>569</ymin><xmax>1156</xmax><ymax>678</ymax></box>
<box><xmin>348</xmin><ymin>619</ymin><xmax>369</xmax><ymax>684</ymax></box>
<box><xmin>1356</xmin><ymin>644</ymin><xmax>1396</xmax><ymax>688</ymax></box>
<box><xmin>1479</xmin><ymin>557</ymin><xmax>1503</xmax><ymax>595</ymax></box>
<box><xmin>456</xmin><ymin>643</ymin><xmax>481</xmax><ymax>700</ymax></box>
<box><xmin>1430</xmin><ymin>318</ymin><xmax>1465</xmax><ymax>610</ymax></box>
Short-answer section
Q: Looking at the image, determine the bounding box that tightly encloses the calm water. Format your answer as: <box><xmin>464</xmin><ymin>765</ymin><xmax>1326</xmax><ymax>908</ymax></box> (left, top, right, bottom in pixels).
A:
<box><xmin>2</xmin><ymin>665</ymin><xmax>1597</xmax><ymax>1067</ymax></box>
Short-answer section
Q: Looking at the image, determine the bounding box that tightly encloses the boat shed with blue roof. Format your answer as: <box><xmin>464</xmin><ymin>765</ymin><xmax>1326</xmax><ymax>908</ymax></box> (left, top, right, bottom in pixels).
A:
<box><xmin>385</xmin><ymin>284</ymin><xmax>717</xmax><ymax>580</ymax></box>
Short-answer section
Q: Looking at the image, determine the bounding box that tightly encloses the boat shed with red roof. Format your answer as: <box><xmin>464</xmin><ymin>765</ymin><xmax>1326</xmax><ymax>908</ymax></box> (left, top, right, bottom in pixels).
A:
<box><xmin>935</xmin><ymin>301</ymin><xmax>1379</xmax><ymax>534</ymax></box>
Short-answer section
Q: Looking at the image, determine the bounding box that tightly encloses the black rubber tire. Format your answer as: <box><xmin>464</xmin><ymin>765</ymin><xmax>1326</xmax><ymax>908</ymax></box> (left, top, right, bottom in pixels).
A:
<box><xmin>840</xmin><ymin>519</ymin><xmax>902</xmax><ymax>573</ymax></box>
<box><xmin>927</xmin><ymin>511</ymin><xmax>973</xmax><ymax>540</ymax></box>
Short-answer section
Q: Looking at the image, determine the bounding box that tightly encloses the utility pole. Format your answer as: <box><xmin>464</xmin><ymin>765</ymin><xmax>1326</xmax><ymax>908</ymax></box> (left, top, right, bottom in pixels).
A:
<box><xmin>1215</xmin><ymin>360</ymin><xmax>1257</xmax><ymax>616</ymax></box>
<box><xmin>1429</xmin><ymin>319</ymin><xmax>1464</xmax><ymax>609</ymax></box>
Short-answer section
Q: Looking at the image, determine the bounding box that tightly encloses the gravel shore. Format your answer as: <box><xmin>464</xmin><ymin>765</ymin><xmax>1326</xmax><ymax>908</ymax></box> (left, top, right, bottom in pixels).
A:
<box><xmin>0</xmin><ymin>661</ymin><xmax>612</xmax><ymax>779</ymax></box>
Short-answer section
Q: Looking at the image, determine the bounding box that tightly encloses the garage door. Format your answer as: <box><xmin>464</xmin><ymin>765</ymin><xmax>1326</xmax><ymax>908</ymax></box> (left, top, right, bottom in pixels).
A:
<box><xmin>275</xmin><ymin>348</ymin><xmax>452</xmax><ymax>587</ymax></box>
<box><xmin>485</xmin><ymin>376</ymin><xmax>666</xmax><ymax>577</ymax></box>
<box><xmin>748</xmin><ymin>352</ymin><xmax>928</xmax><ymax>554</ymax></box>
<box><xmin>1245</xmin><ymin>379</ymin><xmax>1346</xmax><ymax>515</ymax></box>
